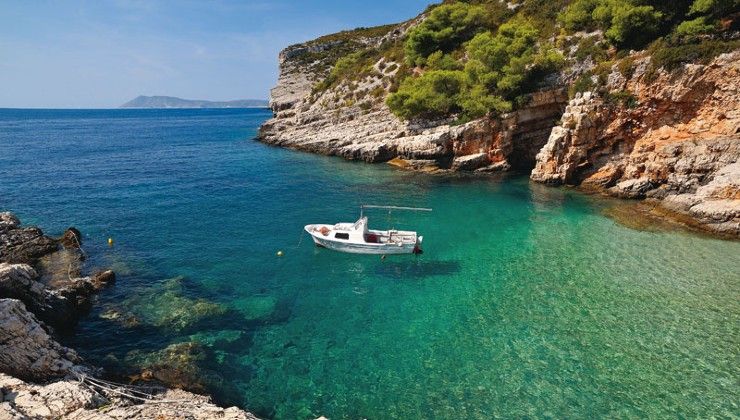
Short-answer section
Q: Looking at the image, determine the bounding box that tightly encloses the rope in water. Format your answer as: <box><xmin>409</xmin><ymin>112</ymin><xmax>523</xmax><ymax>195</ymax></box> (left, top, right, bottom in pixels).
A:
<box><xmin>65</xmin><ymin>230</ymin><xmax>86</xmax><ymax>282</ymax></box>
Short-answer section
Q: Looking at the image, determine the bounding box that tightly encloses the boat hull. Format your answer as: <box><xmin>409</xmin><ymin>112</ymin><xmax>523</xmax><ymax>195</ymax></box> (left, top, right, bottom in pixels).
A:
<box><xmin>305</xmin><ymin>225</ymin><xmax>421</xmax><ymax>255</ymax></box>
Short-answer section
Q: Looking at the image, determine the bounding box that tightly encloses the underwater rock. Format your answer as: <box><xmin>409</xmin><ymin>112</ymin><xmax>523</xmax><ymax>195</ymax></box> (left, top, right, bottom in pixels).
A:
<box><xmin>36</xmin><ymin>248</ymin><xmax>85</xmax><ymax>287</ymax></box>
<box><xmin>189</xmin><ymin>329</ymin><xmax>246</xmax><ymax>348</ymax></box>
<box><xmin>0</xmin><ymin>213</ymin><xmax>254</xmax><ymax>418</ymax></box>
<box><xmin>99</xmin><ymin>306</ymin><xmax>140</xmax><ymax>328</ymax></box>
<box><xmin>126</xmin><ymin>341</ymin><xmax>223</xmax><ymax>393</ymax></box>
<box><xmin>231</xmin><ymin>296</ymin><xmax>277</xmax><ymax>322</ymax></box>
<box><xmin>0</xmin><ymin>213</ymin><xmax>115</xmax><ymax>330</ymax></box>
<box><xmin>91</xmin><ymin>269</ymin><xmax>116</xmax><ymax>289</ymax></box>
<box><xmin>126</xmin><ymin>276</ymin><xmax>227</xmax><ymax>331</ymax></box>
<box><xmin>59</xmin><ymin>227</ymin><xmax>82</xmax><ymax>249</ymax></box>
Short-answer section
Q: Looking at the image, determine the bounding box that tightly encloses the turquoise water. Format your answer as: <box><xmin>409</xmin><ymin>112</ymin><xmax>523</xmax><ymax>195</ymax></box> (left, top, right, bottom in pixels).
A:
<box><xmin>1</xmin><ymin>109</ymin><xmax>738</xmax><ymax>418</ymax></box>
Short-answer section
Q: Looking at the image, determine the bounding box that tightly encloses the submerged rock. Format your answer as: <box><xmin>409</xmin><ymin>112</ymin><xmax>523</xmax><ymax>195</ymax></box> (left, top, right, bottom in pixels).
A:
<box><xmin>91</xmin><ymin>269</ymin><xmax>116</xmax><ymax>289</ymax></box>
<box><xmin>189</xmin><ymin>329</ymin><xmax>246</xmax><ymax>348</ymax></box>
<box><xmin>125</xmin><ymin>276</ymin><xmax>227</xmax><ymax>332</ymax></box>
<box><xmin>125</xmin><ymin>341</ymin><xmax>223</xmax><ymax>393</ymax></box>
<box><xmin>99</xmin><ymin>306</ymin><xmax>140</xmax><ymax>328</ymax></box>
<box><xmin>59</xmin><ymin>227</ymin><xmax>82</xmax><ymax>249</ymax></box>
<box><xmin>231</xmin><ymin>296</ymin><xmax>277</xmax><ymax>322</ymax></box>
<box><xmin>37</xmin><ymin>248</ymin><xmax>84</xmax><ymax>287</ymax></box>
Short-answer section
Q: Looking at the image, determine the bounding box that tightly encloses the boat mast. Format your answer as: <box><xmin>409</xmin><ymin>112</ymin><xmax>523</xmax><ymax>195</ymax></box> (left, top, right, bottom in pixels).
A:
<box><xmin>360</xmin><ymin>205</ymin><xmax>433</xmax><ymax>218</ymax></box>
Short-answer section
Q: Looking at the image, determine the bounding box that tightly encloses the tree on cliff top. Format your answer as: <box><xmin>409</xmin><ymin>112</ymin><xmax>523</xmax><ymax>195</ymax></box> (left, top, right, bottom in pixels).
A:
<box><xmin>388</xmin><ymin>19</ymin><xmax>563</xmax><ymax>122</ymax></box>
<box><xmin>405</xmin><ymin>3</ymin><xmax>487</xmax><ymax>66</ymax></box>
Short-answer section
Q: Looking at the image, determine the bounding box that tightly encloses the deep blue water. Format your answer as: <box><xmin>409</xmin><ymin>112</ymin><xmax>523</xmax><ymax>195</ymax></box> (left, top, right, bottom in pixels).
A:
<box><xmin>1</xmin><ymin>108</ymin><xmax>738</xmax><ymax>419</ymax></box>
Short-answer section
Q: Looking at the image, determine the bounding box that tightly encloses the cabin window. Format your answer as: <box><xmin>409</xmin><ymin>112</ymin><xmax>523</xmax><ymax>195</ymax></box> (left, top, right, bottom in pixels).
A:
<box><xmin>334</xmin><ymin>232</ymin><xmax>349</xmax><ymax>240</ymax></box>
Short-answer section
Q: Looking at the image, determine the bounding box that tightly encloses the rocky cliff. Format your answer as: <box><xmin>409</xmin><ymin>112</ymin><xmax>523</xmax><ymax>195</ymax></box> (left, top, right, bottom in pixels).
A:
<box><xmin>532</xmin><ymin>51</ymin><xmax>740</xmax><ymax>236</ymax></box>
<box><xmin>0</xmin><ymin>212</ymin><xmax>258</xmax><ymax>419</ymax></box>
<box><xmin>258</xmin><ymin>23</ymin><xmax>570</xmax><ymax>173</ymax></box>
<box><xmin>259</xmin><ymin>14</ymin><xmax>738</xmax><ymax>236</ymax></box>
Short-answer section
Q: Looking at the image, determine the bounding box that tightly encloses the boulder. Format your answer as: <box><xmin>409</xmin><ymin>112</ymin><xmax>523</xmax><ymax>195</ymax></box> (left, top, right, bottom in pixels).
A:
<box><xmin>0</xmin><ymin>262</ymin><xmax>96</xmax><ymax>331</ymax></box>
<box><xmin>0</xmin><ymin>299</ymin><xmax>80</xmax><ymax>382</ymax></box>
<box><xmin>451</xmin><ymin>153</ymin><xmax>490</xmax><ymax>171</ymax></box>
<box><xmin>90</xmin><ymin>270</ymin><xmax>116</xmax><ymax>290</ymax></box>
<box><xmin>59</xmin><ymin>227</ymin><xmax>82</xmax><ymax>249</ymax></box>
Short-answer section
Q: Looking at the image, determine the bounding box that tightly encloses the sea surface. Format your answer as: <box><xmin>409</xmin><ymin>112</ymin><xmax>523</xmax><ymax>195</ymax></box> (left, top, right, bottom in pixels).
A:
<box><xmin>1</xmin><ymin>108</ymin><xmax>738</xmax><ymax>419</ymax></box>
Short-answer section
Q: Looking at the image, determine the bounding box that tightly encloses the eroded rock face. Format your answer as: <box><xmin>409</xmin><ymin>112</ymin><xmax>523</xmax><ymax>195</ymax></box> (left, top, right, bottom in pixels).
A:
<box><xmin>532</xmin><ymin>51</ymin><xmax>740</xmax><ymax>236</ymax></box>
<box><xmin>0</xmin><ymin>262</ymin><xmax>97</xmax><ymax>331</ymax></box>
<box><xmin>0</xmin><ymin>214</ymin><xmax>111</xmax><ymax>330</ymax></box>
<box><xmin>0</xmin><ymin>212</ymin><xmax>58</xmax><ymax>265</ymax></box>
<box><xmin>0</xmin><ymin>299</ymin><xmax>80</xmax><ymax>382</ymax></box>
<box><xmin>258</xmin><ymin>28</ymin><xmax>568</xmax><ymax>172</ymax></box>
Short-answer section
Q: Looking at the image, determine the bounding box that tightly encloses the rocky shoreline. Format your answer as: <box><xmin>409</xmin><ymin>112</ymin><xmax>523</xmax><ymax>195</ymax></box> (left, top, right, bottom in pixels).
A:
<box><xmin>258</xmin><ymin>23</ymin><xmax>739</xmax><ymax>237</ymax></box>
<box><xmin>0</xmin><ymin>212</ymin><xmax>258</xmax><ymax>419</ymax></box>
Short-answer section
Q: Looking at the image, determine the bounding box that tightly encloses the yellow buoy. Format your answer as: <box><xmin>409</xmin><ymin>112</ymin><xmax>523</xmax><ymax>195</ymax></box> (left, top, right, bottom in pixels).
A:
<box><xmin>277</xmin><ymin>250</ymin><xmax>284</xmax><ymax>257</ymax></box>
<box><xmin>108</xmin><ymin>237</ymin><xmax>113</xmax><ymax>246</ymax></box>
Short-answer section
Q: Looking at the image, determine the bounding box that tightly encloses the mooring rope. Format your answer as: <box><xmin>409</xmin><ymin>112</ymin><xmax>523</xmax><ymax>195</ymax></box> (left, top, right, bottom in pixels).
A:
<box><xmin>65</xmin><ymin>230</ymin><xmax>86</xmax><ymax>282</ymax></box>
<box><xmin>71</xmin><ymin>371</ymin><xmax>196</xmax><ymax>405</ymax></box>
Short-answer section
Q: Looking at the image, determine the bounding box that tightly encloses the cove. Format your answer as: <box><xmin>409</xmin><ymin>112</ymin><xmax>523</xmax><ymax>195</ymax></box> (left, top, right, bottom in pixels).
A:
<box><xmin>1</xmin><ymin>109</ymin><xmax>738</xmax><ymax>419</ymax></box>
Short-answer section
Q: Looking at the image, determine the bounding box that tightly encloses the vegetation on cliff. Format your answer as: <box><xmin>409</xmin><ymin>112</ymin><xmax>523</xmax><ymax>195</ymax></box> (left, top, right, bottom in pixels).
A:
<box><xmin>389</xmin><ymin>0</ymin><xmax>738</xmax><ymax>121</ymax></box>
<box><xmin>306</xmin><ymin>0</ymin><xmax>737</xmax><ymax>123</ymax></box>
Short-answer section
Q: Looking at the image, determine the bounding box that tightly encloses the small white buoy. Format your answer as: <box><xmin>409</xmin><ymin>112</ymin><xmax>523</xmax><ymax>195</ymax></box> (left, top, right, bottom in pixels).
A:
<box><xmin>277</xmin><ymin>250</ymin><xmax>284</xmax><ymax>257</ymax></box>
<box><xmin>107</xmin><ymin>237</ymin><xmax>113</xmax><ymax>247</ymax></box>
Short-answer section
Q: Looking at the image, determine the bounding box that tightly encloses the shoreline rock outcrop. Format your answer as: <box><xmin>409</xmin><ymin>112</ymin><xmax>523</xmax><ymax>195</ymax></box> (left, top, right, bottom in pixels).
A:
<box><xmin>532</xmin><ymin>52</ymin><xmax>740</xmax><ymax>236</ymax></box>
<box><xmin>0</xmin><ymin>212</ymin><xmax>259</xmax><ymax>419</ymax></box>
<box><xmin>258</xmin><ymin>25</ymin><xmax>569</xmax><ymax>173</ymax></box>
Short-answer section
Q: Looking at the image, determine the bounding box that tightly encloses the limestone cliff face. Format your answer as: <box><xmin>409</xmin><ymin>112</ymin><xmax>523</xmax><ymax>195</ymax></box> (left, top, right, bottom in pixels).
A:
<box><xmin>532</xmin><ymin>51</ymin><xmax>740</xmax><ymax>235</ymax></box>
<box><xmin>258</xmin><ymin>26</ymin><xmax>569</xmax><ymax>172</ymax></box>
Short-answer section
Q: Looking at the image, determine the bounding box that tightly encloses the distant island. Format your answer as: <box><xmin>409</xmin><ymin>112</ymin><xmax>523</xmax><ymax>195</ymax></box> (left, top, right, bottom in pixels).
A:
<box><xmin>120</xmin><ymin>95</ymin><xmax>268</xmax><ymax>109</ymax></box>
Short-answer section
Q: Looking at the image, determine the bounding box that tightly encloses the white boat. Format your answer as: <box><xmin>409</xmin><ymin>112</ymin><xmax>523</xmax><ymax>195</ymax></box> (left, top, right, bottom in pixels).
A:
<box><xmin>304</xmin><ymin>205</ymin><xmax>431</xmax><ymax>255</ymax></box>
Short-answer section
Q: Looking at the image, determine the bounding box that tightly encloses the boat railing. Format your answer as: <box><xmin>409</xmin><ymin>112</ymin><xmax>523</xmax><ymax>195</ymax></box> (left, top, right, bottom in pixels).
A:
<box><xmin>360</xmin><ymin>205</ymin><xmax>432</xmax><ymax>218</ymax></box>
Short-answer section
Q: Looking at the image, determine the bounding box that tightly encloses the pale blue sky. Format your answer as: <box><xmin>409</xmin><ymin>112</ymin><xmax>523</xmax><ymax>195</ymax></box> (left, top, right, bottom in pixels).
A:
<box><xmin>0</xmin><ymin>0</ymin><xmax>432</xmax><ymax>108</ymax></box>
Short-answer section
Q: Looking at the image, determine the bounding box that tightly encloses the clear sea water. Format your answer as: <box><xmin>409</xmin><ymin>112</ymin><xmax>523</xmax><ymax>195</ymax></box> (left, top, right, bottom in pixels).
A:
<box><xmin>1</xmin><ymin>108</ymin><xmax>738</xmax><ymax>419</ymax></box>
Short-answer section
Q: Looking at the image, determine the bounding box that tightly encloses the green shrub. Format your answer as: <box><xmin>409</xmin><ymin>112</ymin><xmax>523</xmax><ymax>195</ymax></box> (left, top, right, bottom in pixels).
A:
<box><xmin>312</xmin><ymin>48</ymin><xmax>380</xmax><ymax>95</ymax></box>
<box><xmin>569</xmin><ymin>72</ymin><xmax>595</xmax><ymax>97</ymax></box>
<box><xmin>649</xmin><ymin>37</ymin><xmax>740</xmax><ymax>71</ymax></box>
<box><xmin>404</xmin><ymin>2</ymin><xmax>486</xmax><ymax>66</ymax></box>
<box><xmin>386</xmin><ymin>70</ymin><xmax>467</xmax><ymax>119</ymax></box>
<box><xmin>560</xmin><ymin>0</ymin><xmax>734</xmax><ymax>51</ymax></box>
<box><xmin>675</xmin><ymin>16</ymin><xmax>717</xmax><ymax>37</ymax></box>
<box><xmin>575</xmin><ymin>36</ymin><xmax>610</xmax><ymax>61</ymax></box>
<box><xmin>560</xmin><ymin>0</ymin><xmax>600</xmax><ymax>30</ymax></box>
<box><xmin>466</xmin><ymin>20</ymin><xmax>563</xmax><ymax>95</ymax></box>
<box><xmin>388</xmin><ymin>18</ymin><xmax>563</xmax><ymax>121</ymax></box>
<box><xmin>605</xmin><ymin>90</ymin><xmax>638</xmax><ymax>108</ymax></box>
<box><xmin>688</xmin><ymin>0</ymin><xmax>737</xmax><ymax>16</ymax></box>
<box><xmin>617</xmin><ymin>56</ymin><xmax>636</xmax><ymax>78</ymax></box>
<box><xmin>370</xmin><ymin>86</ymin><xmax>386</xmax><ymax>98</ymax></box>
<box><xmin>426</xmin><ymin>51</ymin><xmax>464</xmax><ymax>71</ymax></box>
<box><xmin>605</xmin><ymin>5</ymin><xmax>663</xmax><ymax>49</ymax></box>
